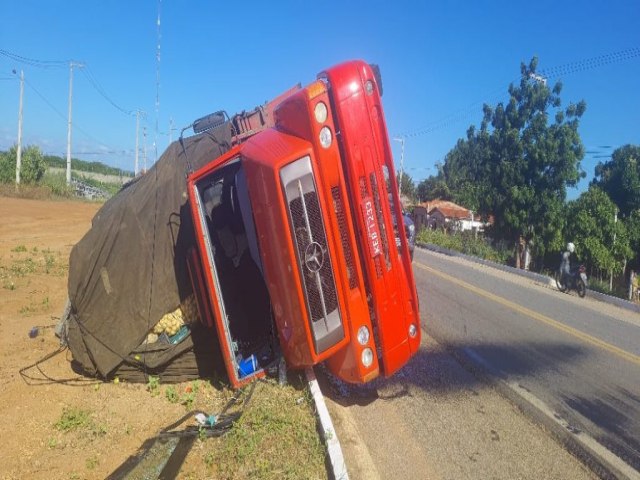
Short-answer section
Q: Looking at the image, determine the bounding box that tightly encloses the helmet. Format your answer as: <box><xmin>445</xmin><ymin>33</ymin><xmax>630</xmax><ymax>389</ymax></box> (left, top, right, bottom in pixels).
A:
<box><xmin>567</xmin><ymin>242</ymin><xmax>575</xmax><ymax>253</ymax></box>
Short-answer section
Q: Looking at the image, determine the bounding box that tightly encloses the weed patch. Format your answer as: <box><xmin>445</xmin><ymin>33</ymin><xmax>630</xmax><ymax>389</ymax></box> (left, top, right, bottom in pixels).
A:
<box><xmin>202</xmin><ymin>380</ymin><xmax>326</xmax><ymax>479</ymax></box>
<box><xmin>55</xmin><ymin>408</ymin><xmax>91</xmax><ymax>432</ymax></box>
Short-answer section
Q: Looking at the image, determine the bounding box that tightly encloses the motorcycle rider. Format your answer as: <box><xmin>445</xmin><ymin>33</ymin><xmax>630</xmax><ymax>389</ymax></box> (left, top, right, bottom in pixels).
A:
<box><xmin>560</xmin><ymin>242</ymin><xmax>575</xmax><ymax>286</ymax></box>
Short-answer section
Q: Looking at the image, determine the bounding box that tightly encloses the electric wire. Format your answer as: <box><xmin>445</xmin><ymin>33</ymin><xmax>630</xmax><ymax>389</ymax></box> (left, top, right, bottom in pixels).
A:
<box><xmin>0</xmin><ymin>48</ymin><xmax>68</xmax><ymax>68</ymax></box>
<box><xmin>398</xmin><ymin>46</ymin><xmax>640</xmax><ymax>140</ymax></box>
<box><xmin>22</xmin><ymin>77</ymin><xmax>129</xmax><ymax>157</ymax></box>
<box><xmin>80</xmin><ymin>65</ymin><xmax>133</xmax><ymax>116</ymax></box>
<box><xmin>2</xmin><ymin>48</ymin><xmax>135</xmax><ymax>118</ymax></box>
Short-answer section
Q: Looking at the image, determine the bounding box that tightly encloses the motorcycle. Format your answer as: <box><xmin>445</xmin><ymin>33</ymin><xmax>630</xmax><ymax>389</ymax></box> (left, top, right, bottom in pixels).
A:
<box><xmin>555</xmin><ymin>265</ymin><xmax>588</xmax><ymax>298</ymax></box>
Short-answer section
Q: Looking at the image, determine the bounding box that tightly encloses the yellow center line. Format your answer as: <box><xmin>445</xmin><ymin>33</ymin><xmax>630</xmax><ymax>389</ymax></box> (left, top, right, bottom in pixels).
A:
<box><xmin>415</xmin><ymin>262</ymin><xmax>640</xmax><ymax>366</ymax></box>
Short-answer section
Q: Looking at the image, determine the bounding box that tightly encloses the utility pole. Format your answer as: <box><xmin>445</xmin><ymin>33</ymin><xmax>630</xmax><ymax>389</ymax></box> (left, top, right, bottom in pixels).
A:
<box><xmin>169</xmin><ymin>116</ymin><xmax>176</xmax><ymax>144</ymax></box>
<box><xmin>393</xmin><ymin>137</ymin><xmax>405</xmax><ymax>197</ymax></box>
<box><xmin>15</xmin><ymin>69</ymin><xmax>24</xmax><ymax>185</ymax></box>
<box><xmin>143</xmin><ymin>125</ymin><xmax>148</xmax><ymax>173</ymax></box>
<box><xmin>66</xmin><ymin>61</ymin><xmax>84</xmax><ymax>184</ymax></box>
<box><xmin>135</xmin><ymin>110</ymin><xmax>141</xmax><ymax>176</ymax></box>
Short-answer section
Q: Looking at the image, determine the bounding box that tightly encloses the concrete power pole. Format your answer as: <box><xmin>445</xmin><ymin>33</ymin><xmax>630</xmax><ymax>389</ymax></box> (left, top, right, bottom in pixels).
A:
<box><xmin>169</xmin><ymin>116</ymin><xmax>176</xmax><ymax>144</ymax></box>
<box><xmin>15</xmin><ymin>69</ymin><xmax>24</xmax><ymax>185</ymax></box>
<box><xmin>66</xmin><ymin>61</ymin><xmax>84</xmax><ymax>185</ymax></box>
<box><xmin>135</xmin><ymin>110</ymin><xmax>140</xmax><ymax>176</ymax></box>
<box><xmin>393</xmin><ymin>137</ymin><xmax>406</xmax><ymax>197</ymax></box>
<box><xmin>143</xmin><ymin>125</ymin><xmax>148</xmax><ymax>173</ymax></box>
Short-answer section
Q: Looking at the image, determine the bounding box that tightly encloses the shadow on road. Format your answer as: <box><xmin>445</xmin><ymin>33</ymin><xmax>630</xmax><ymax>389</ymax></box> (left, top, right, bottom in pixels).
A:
<box><xmin>562</xmin><ymin>388</ymin><xmax>640</xmax><ymax>471</ymax></box>
<box><xmin>321</xmin><ymin>339</ymin><xmax>586</xmax><ymax>408</ymax></box>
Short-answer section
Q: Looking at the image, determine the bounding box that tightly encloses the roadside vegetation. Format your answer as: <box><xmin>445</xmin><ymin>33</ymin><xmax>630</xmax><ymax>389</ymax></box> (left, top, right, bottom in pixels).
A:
<box><xmin>2</xmin><ymin>231</ymin><xmax>327</xmax><ymax>478</ymax></box>
<box><xmin>402</xmin><ymin>57</ymin><xmax>639</xmax><ymax>301</ymax></box>
<box><xmin>0</xmin><ymin>146</ymin><xmax>131</xmax><ymax>200</ymax></box>
<box><xmin>416</xmin><ymin>229</ymin><xmax>510</xmax><ymax>265</ymax></box>
<box><xmin>50</xmin><ymin>376</ymin><xmax>327</xmax><ymax>479</ymax></box>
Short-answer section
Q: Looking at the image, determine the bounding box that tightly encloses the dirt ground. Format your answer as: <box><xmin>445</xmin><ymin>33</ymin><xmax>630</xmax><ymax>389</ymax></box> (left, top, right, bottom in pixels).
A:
<box><xmin>0</xmin><ymin>197</ymin><xmax>326</xmax><ymax>480</ymax></box>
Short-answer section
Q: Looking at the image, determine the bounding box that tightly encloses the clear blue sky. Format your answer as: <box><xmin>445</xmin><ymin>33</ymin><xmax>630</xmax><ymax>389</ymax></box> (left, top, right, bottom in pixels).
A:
<box><xmin>1</xmin><ymin>1</ymin><xmax>638</xmax><ymax>199</ymax></box>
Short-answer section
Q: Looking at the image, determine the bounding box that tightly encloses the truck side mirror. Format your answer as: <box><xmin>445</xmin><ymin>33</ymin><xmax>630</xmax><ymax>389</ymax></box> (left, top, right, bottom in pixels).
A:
<box><xmin>193</xmin><ymin>111</ymin><xmax>227</xmax><ymax>134</ymax></box>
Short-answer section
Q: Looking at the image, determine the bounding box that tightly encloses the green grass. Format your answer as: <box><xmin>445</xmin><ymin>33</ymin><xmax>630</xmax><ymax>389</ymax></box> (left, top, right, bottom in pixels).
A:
<box><xmin>588</xmin><ymin>277</ymin><xmax>629</xmax><ymax>299</ymax></box>
<box><xmin>416</xmin><ymin>228</ymin><xmax>510</xmax><ymax>264</ymax></box>
<box><xmin>54</xmin><ymin>407</ymin><xmax>108</xmax><ymax>440</ymax></box>
<box><xmin>54</xmin><ymin>408</ymin><xmax>92</xmax><ymax>432</ymax></box>
<box><xmin>200</xmin><ymin>379</ymin><xmax>326</xmax><ymax>480</ymax></box>
<box><xmin>40</xmin><ymin>170</ymin><xmax>75</xmax><ymax>197</ymax></box>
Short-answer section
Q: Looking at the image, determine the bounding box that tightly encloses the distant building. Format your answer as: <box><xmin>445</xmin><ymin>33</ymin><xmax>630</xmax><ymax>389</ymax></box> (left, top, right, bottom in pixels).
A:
<box><xmin>418</xmin><ymin>199</ymin><xmax>488</xmax><ymax>233</ymax></box>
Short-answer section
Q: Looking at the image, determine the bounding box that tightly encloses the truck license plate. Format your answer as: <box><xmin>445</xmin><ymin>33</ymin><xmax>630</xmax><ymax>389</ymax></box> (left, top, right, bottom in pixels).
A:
<box><xmin>361</xmin><ymin>197</ymin><xmax>382</xmax><ymax>258</ymax></box>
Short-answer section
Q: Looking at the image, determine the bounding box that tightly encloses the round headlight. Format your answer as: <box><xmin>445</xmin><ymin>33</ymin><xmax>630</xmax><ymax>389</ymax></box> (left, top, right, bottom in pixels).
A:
<box><xmin>361</xmin><ymin>348</ymin><xmax>374</xmax><ymax>367</ymax></box>
<box><xmin>365</xmin><ymin>80</ymin><xmax>374</xmax><ymax>95</ymax></box>
<box><xmin>409</xmin><ymin>324</ymin><xmax>417</xmax><ymax>338</ymax></box>
<box><xmin>319</xmin><ymin>126</ymin><xmax>332</xmax><ymax>149</ymax></box>
<box><xmin>314</xmin><ymin>102</ymin><xmax>328</xmax><ymax>124</ymax></box>
<box><xmin>357</xmin><ymin>326</ymin><xmax>370</xmax><ymax>346</ymax></box>
<box><xmin>409</xmin><ymin>224</ymin><xmax>415</xmax><ymax>234</ymax></box>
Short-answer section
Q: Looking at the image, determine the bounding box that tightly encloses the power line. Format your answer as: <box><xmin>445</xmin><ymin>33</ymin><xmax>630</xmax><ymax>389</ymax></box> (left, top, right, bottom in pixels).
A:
<box><xmin>0</xmin><ymin>48</ymin><xmax>68</xmax><ymax>68</ymax></box>
<box><xmin>398</xmin><ymin>46</ymin><xmax>640</xmax><ymax>139</ymax></box>
<box><xmin>22</xmin><ymin>77</ymin><xmax>122</xmax><ymax>154</ymax></box>
<box><xmin>539</xmin><ymin>47</ymin><xmax>640</xmax><ymax>79</ymax></box>
<box><xmin>80</xmin><ymin>66</ymin><xmax>133</xmax><ymax>116</ymax></box>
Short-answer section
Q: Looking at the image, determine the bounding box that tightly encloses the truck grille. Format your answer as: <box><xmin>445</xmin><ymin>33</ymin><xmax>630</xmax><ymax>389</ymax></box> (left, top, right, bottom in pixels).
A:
<box><xmin>280</xmin><ymin>156</ymin><xmax>344</xmax><ymax>354</ymax></box>
<box><xmin>289</xmin><ymin>191</ymin><xmax>339</xmax><ymax>321</ymax></box>
<box><xmin>331</xmin><ymin>186</ymin><xmax>357</xmax><ymax>289</ymax></box>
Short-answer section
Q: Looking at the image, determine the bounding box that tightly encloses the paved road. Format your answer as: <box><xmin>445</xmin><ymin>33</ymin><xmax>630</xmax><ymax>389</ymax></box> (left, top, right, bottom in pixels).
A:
<box><xmin>323</xmin><ymin>245</ymin><xmax>640</xmax><ymax>479</ymax></box>
<box><xmin>413</xmin><ymin>247</ymin><xmax>640</xmax><ymax>477</ymax></box>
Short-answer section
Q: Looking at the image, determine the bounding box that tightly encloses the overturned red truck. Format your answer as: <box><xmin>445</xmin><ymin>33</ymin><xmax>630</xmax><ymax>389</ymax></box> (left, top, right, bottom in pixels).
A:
<box><xmin>185</xmin><ymin>60</ymin><xmax>421</xmax><ymax>388</ymax></box>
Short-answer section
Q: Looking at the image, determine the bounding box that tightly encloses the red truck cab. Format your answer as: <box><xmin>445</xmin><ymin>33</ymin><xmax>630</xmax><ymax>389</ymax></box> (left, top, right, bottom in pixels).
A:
<box><xmin>187</xmin><ymin>60</ymin><xmax>420</xmax><ymax>388</ymax></box>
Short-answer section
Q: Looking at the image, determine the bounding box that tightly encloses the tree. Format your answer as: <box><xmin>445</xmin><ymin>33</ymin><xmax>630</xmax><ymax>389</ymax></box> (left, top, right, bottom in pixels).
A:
<box><xmin>416</xmin><ymin>174</ymin><xmax>451</xmax><ymax>202</ymax></box>
<box><xmin>19</xmin><ymin>145</ymin><xmax>46</xmax><ymax>184</ymax></box>
<box><xmin>441</xmin><ymin>57</ymin><xmax>587</xmax><ymax>267</ymax></box>
<box><xmin>396</xmin><ymin>171</ymin><xmax>416</xmax><ymax>202</ymax></box>
<box><xmin>566</xmin><ymin>187</ymin><xmax>632</xmax><ymax>281</ymax></box>
<box><xmin>0</xmin><ymin>150</ymin><xmax>13</xmax><ymax>183</ymax></box>
<box><xmin>592</xmin><ymin>144</ymin><xmax>640</xmax><ymax>218</ymax></box>
<box><xmin>1</xmin><ymin>145</ymin><xmax>46</xmax><ymax>184</ymax></box>
<box><xmin>624</xmin><ymin>209</ymin><xmax>640</xmax><ymax>270</ymax></box>
<box><xmin>441</xmin><ymin>126</ymin><xmax>488</xmax><ymax>211</ymax></box>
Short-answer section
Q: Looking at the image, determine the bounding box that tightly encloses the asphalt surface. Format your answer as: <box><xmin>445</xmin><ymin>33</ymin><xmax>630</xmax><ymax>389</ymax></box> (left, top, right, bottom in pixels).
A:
<box><xmin>321</xmin><ymin>247</ymin><xmax>640</xmax><ymax>479</ymax></box>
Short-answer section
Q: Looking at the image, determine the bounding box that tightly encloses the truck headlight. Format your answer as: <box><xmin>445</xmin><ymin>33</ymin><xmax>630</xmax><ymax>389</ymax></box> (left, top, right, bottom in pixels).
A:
<box><xmin>365</xmin><ymin>80</ymin><xmax>374</xmax><ymax>95</ymax></box>
<box><xmin>361</xmin><ymin>348</ymin><xmax>374</xmax><ymax>367</ymax></box>
<box><xmin>314</xmin><ymin>102</ymin><xmax>328</xmax><ymax>123</ymax></box>
<box><xmin>319</xmin><ymin>126</ymin><xmax>332</xmax><ymax>149</ymax></box>
<box><xmin>357</xmin><ymin>326</ymin><xmax>370</xmax><ymax>345</ymax></box>
<box><xmin>409</xmin><ymin>324</ymin><xmax>417</xmax><ymax>338</ymax></box>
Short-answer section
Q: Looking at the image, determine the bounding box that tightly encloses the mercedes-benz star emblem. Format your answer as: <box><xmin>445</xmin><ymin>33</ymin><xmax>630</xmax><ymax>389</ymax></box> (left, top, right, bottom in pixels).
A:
<box><xmin>304</xmin><ymin>242</ymin><xmax>324</xmax><ymax>273</ymax></box>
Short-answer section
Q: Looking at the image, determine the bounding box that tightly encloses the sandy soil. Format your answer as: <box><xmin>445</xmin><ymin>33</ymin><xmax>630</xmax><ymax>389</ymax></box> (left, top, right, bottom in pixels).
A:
<box><xmin>0</xmin><ymin>197</ymin><xmax>239</xmax><ymax>479</ymax></box>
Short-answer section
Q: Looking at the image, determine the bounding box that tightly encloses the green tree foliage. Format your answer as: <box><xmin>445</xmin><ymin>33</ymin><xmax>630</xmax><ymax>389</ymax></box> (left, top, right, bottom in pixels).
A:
<box><xmin>0</xmin><ymin>150</ymin><xmax>13</xmax><ymax>183</ymax></box>
<box><xmin>19</xmin><ymin>145</ymin><xmax>47</xmax><ymax>184</ymax></box>
<box><xmin>440</xmin><ymin>57</ymin><xmax>587</xmax><ymax>263</ymax></box>
<box><xmin>592</xmin><ymin>144</ymin><xmax>640</xmax><ymax>218</ymax></box>
<box><xmin>566</xmin><ymin>187</ymin><xmax>632</xmax><ymax>277</ymax></box>
<box><xmin>624</xmin><ymin>209</ymin><xmax>640</xmax><ymax>269</ymax></box>
<box><xmin>397</xmin><ymin>171</ymin><xmax>416</xmax><ymax>202</ymax></box>
<box><xmin>416</xmin><ymin>174</ymin><xmax>451</xmax><ymax>202</ymax></box>
<box><xmin>0</xmin><ymin>145</ymin><xmax>46</xmax><ymax>184</ymax></box>
<box><xmin>441</xmin><ymin>126</ymin><xmax>488</xmax><ymax>211</ymax></box>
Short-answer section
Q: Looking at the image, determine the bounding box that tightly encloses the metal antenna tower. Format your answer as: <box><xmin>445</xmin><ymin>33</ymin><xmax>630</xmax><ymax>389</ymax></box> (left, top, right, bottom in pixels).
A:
<box><xmin>154</xmin><ymin>0</ymin><xmax>162</xmax><ymax>163</ymax></box>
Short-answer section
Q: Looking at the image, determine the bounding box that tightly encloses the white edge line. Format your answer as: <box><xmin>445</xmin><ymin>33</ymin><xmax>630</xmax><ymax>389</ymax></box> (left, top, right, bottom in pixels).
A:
<box><xmin>306</xmin><ymin>367</ymin><xmax>349</xmax><ymax>480</ymax></box>
<box><xmin>462</xmin><ymin>347</ymin><xmax>640</xmax><ymax>480</ymax></box>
